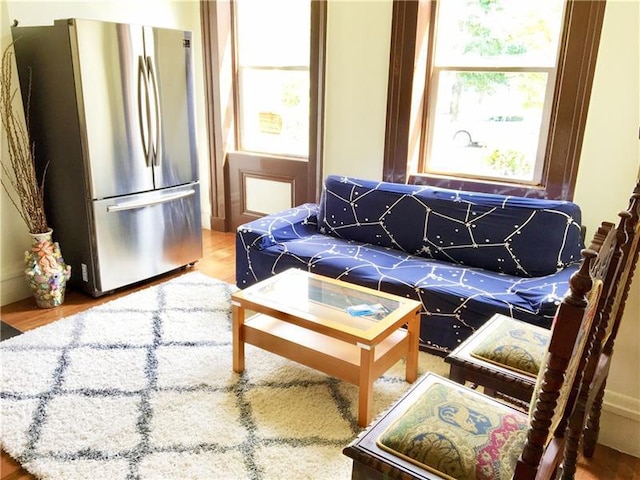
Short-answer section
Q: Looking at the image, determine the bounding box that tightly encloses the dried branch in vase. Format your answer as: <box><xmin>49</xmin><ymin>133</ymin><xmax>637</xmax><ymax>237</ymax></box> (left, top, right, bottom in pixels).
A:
<box><xmin>0</xmin><ymin>42</ymin><xmax>48</xmax><ymax>234</ymax></box>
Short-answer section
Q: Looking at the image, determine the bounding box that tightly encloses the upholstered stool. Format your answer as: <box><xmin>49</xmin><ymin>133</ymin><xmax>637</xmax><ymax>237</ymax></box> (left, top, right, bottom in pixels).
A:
<box><xmin>444</xmin><ymin>313</ymin><xmax>548</xmax><ymax>403</ymax></box>
<box><xmin>343</xmin><ymin>372</ymin><xmax>529</xmax><ymax>480</ymax></box>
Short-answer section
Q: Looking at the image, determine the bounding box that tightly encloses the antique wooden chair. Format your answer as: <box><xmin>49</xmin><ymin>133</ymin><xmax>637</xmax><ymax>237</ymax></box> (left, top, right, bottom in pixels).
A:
<box><xmin>444</xmin><ymin>182</ymin><xmax>640</xmax><ymax>410</ymax></box>
<box><xmin>560</xmin><ymin>183</ymin><xmax>640</xmax><ymax>479</ymax></box>
<box><xmin>343</xmin><ymin>232</ymin><xmax>615</xmax><ymax>480</ymax></box>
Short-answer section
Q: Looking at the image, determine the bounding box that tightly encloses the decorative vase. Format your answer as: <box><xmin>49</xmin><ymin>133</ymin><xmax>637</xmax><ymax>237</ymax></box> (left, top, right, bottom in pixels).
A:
<box><xmin>24</xmin><ymin>229</ymin><xmax>72</xmax><ymax>308</ymax></box>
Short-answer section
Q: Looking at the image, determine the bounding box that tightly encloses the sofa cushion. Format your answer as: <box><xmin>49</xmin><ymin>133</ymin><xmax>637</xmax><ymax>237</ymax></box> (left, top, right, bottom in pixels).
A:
<box><xmin>317</xmin><ymin>175</ymin><xmax>583</xmax><ymax>277</ymax></box>
<box><xmin>240</xmin><ymin>233</ymin><xmax>574</xmax><ymax>352</ymax></box>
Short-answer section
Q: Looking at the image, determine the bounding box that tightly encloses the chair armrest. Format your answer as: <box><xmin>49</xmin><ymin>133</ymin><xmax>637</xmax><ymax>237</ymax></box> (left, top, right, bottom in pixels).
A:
<box><xmin>236</xmin><ymin>203</ymin><xmax>319</xmax><ymax>250</ymax></box>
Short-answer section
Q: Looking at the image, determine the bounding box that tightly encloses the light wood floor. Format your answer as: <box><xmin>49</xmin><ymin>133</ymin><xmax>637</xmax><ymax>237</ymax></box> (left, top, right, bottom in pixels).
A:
<box><xmin>1</xmin><ymin>229</ymin><xmax>638</xmax><ymax>479</ymax></box>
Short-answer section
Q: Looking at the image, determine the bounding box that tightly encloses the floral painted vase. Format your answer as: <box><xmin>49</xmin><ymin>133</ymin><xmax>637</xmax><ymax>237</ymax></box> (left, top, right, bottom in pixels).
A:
<box><xmin>24</xmin><ymin>229</ymin><xmax>72</xmax><ymax>308</ymax></box>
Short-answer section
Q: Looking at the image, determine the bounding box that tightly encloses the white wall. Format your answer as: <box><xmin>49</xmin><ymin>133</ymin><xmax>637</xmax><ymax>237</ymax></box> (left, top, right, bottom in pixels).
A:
<box><xmin>572</xmin><ymin>0</ymin><xmax>640</xmax><ymax>456</ymax></box>
<box><xmin>0</xmin><ymin>0</ymin><xmax>211</xmax><ymax>305</ymax></box>
<box><xmin>323</xmin><ymin>0</ymin><xmax>392</xmax><ymax>179</ymax></box>
<box><xmin>1</xmin><ymin>0</ymin><xmax>35</xmax><ymax>303</ymax></box>
<box><xmin>2</xmin><ymin>0</ymin><xmax>639</xmax><ymax>458</ymax></box>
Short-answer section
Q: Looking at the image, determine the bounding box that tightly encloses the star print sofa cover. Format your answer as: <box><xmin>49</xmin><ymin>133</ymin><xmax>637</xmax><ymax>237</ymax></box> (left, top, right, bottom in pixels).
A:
<box><xmin>236</xmin><ymin>175</ymin><xmax>584</xmax><ymax>355</ymax></box>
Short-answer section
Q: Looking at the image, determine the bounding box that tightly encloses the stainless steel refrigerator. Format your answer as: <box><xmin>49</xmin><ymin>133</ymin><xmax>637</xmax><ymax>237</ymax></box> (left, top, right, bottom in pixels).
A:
<box><xmin>12</xmin><ymin>18</ymin><xmax>203</xmax><ymax>297</ymax></box>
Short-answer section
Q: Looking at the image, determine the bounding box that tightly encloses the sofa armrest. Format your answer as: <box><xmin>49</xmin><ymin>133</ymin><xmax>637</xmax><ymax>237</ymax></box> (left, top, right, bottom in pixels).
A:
<box><xmin>236</xmin><ymin>203</ymin><xmax>319</xmax><ymax>251</ymax></box>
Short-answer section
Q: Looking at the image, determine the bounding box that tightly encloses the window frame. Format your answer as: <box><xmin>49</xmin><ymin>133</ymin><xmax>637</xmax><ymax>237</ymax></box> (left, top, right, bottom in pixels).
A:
<box><xmin>423</xmin><ymin>66</ymin><xmax>557</xmax><ymax>185</ymax></box>
<box><xmin>384</xmin><ymin>0</ymin><xmax>607</xmax><ymax>200</ymax></box>
<box><xmin>233</xmin><ymin>0</ymin><xmax>312</xmax><ymax>158</ymax></box>
<box><xmin>200</xmin><ymin>0</ymin><xmax>326</xmax><ymax>231</ymax></box>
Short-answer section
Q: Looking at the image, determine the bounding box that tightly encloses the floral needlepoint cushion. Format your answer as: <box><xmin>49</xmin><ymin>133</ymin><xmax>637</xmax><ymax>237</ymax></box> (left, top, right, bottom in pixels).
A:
<box><xmin>376</xmin><ymin>381</ymin><xmax>528</xmax><ymax>480</ymax></box>
<box><xmin>470</xmin><ymin>315</ymin><xmax>549</xmax><ymax>376</ymax></box>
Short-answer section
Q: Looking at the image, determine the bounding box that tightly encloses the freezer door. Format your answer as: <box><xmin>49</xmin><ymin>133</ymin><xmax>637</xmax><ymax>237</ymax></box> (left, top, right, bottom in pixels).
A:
<box><xmin>146</xmin><ymin>27</ymin><xmax>199</xmax><ymax>189</ymax></box>
<box><xmin>91</xmin><ymin>184</ymin><xmax>202</xmax><ymax>294</ymax></box>
<box><xmin>71</xmin><ymin>19</ymin><xmax>154</xmax><ymax>199</ymax></box>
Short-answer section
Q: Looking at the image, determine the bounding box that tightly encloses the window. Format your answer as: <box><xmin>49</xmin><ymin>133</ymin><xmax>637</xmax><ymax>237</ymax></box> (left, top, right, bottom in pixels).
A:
<box><xmin>384</xmin><ymin>0</ymin><xmax>606</xmax><ymax>199</ymax></box>
<box><xmin>426</xmin><ymin>0</ymin><xmax>564</xmax><ymax>184</ymax></box>
<box><xmin>200</xmin><ymin>0</ymin><xmax>325</xmax><ymax>231</ymax></box>
<box><xmin>234</xmin><ymin>0</ymin><xmax>311</xmax><ymax>157</ymax></box>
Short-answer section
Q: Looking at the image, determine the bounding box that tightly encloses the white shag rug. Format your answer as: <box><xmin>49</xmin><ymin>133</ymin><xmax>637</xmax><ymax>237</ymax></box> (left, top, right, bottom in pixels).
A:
<box><xmin>0</xmin><ymin>272</ymin><xmax>448</xmax><ymax>480</ymax></box>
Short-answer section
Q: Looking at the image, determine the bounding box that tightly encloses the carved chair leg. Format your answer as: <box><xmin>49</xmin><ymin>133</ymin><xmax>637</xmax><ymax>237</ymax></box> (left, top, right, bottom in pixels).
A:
<box><xmin>350</xmin><ymin>460</ymin><xmax>386</xmax><ymax>480</ymax></box>
<box><xmin>447</xmin><ymin>364</ymin><xmax>467</xmax><ymax>385</ymax></box>
<box><xmin>561</xmin><ymin>413</ymin><xmax>583</xmax><ymax>480</ymax></box>
<box><xmin>484</xmin><ymin>386</ymin><xmax>497</xmax><ymax>397</ymax></box>
<box><xmin>583</xmin><ymin>380</ymin><xmax>607</xmax><ymax>458</ymax></box>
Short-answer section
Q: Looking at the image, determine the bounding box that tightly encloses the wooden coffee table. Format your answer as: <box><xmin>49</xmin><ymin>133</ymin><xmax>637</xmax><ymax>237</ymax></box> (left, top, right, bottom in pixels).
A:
<box><xmin>231</xmin><ymin>268</ymin><xmax>422</xmax><ymax>427</ymax></box>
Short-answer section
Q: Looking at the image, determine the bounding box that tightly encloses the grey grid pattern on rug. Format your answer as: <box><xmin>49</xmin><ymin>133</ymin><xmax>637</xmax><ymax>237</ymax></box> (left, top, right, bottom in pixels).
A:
<box><xmin>1</xmin><ymin>272</ymin><xmax>445</xmax><ymax>479</ymax></box>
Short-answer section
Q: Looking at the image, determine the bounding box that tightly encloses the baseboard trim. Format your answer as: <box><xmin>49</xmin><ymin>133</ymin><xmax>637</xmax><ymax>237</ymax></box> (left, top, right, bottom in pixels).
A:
<box><xmin>600</xmin><ymin>391</ymin><xmax>640</xmax><ymax>457</ymax></box>
<box><xmin>201</xmin><ymin>211</ymin><xmax>212</xmax><ymax>230</ymax></box>
<box><xmin>1</xmin><ymin>262</ymin><xmax>30</xmax><ymax>306</ymax></box>
<box><xmin>604</xmin><ymin>390</ymin><xmax>640</xmax><ymax>421</ymax></box>
<box><xmin>210</xmin><ymin>216</ymin><xmax>228</xmax><ymax>232</ymax></box>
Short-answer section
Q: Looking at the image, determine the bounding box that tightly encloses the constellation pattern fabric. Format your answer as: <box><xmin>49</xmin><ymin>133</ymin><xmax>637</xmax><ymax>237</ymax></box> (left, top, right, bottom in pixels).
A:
<box><xmin>236</xmin><ymin>176</ymin><xmax>583</xmax><ymax>354</ymax></box>
<box><xmin>317</xmin><ymin>176</ymin><xmax>583</xmax><ymax>277</ymax></box>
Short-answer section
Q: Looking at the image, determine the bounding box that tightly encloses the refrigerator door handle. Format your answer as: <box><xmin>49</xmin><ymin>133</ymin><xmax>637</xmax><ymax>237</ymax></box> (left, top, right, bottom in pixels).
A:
<box><xmin>137</xmin><ymin>55</ymin><xmax>153</xmax><ymax>167</ymax></box>
<box><xmin>147</xmin><ymin>56</ymin><xmax>162</xmax><ymax>167</ymax></box>
<box><xmin>106</xmin><ymin>189</ymin><xmax>196</xmax><ymax>212</ymax></box>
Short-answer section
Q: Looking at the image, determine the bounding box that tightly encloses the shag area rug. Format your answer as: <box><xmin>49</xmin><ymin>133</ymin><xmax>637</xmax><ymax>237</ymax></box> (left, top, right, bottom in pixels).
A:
<box><xmin>0</xmin><ymin>272</ymin><xmax>448</xmax><ymax>479</ymax></box>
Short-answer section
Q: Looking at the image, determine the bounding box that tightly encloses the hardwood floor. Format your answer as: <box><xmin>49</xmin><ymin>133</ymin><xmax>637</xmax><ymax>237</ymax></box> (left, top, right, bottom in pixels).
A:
<box><xmin>0</xmin><ymin>230</ymin><xmax>236</xmax><ymax>333</ymax></box>
<box><xmin>1</xmin><ymin>229</ymin><xmax>638</xmax><ymax>479</ymax></box>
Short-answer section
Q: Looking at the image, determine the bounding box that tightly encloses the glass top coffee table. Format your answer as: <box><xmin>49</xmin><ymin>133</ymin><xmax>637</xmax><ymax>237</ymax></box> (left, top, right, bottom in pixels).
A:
<box><xmin>231</xmin><ymin>268</ymin><xmax>422</xmax><ymax>427</ymax></box>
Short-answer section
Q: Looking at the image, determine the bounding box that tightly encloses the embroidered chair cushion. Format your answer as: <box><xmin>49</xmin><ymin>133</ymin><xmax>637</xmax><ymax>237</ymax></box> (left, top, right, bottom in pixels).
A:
<box><xmin>470</xmin><ymin>314</ymin><xmax>550</xmax><ymax>376</ymax></box>
<box><xmin>377</xmin><ymin>379</ymin><xmax>528</xmax><ymax>480</ymax></box>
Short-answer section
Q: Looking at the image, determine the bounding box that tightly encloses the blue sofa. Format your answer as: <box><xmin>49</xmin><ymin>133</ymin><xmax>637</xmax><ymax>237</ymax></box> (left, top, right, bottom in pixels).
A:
<box><xmin>236</xmin><ymin>175</ymin><xmax>584</xmax><ymax>355</ymax></box>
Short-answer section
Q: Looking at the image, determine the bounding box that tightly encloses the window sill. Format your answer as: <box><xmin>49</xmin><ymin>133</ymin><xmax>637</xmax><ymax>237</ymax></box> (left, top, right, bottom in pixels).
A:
<box><xmin>407</xmin><ymin>173</ymin><xmax>548</xmax><ymax>198</ymax></box>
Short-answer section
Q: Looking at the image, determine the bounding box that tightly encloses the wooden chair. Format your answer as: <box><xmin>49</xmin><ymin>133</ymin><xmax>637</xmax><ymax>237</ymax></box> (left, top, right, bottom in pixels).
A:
<box><xmin>560</xmin><ymin>183</ymin><xmax>640</xmax><ymax>479</ymax></box>
<box><xmin>343</xmin><ymin>232</ymin><xmax>616</xmax><ymax>480</ymax></box>
<box><xmin>444</xmin><ymin>182</ymin><xmax>640</xmax><ymax>410</ymax></box>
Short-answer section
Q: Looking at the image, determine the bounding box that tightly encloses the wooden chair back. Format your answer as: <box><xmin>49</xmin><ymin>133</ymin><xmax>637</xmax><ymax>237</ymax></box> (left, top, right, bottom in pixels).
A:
<box><xmin>603</xmin><ymin>183</ymin><xmax>640</xmax><ymax>350</ymax></box>
<box><xmin>514</xmin><ymin>221</ymin><xmax>618</xmax><ymax>478</ymax></box>
<box><xmin>560</xmin><ymin>182</ymin><xmax>640</xmax><ymax>478</ymax></box>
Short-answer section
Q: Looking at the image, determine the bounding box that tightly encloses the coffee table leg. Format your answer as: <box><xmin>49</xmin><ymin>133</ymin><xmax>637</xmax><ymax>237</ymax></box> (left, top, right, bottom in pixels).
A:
<box><xmin>358</xmin><ymin>345</ymin><xmax>375</xmax><ymax>427</ymax></box>
<box><xmin>406</xmin><ymin>313</ymin><xmax>419</xmax><ymax>383</ymax></box>
<box><xmin>232</xmin><ymin>302</ymin><xmax>245</xmax><ymax>373</ymax></box>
